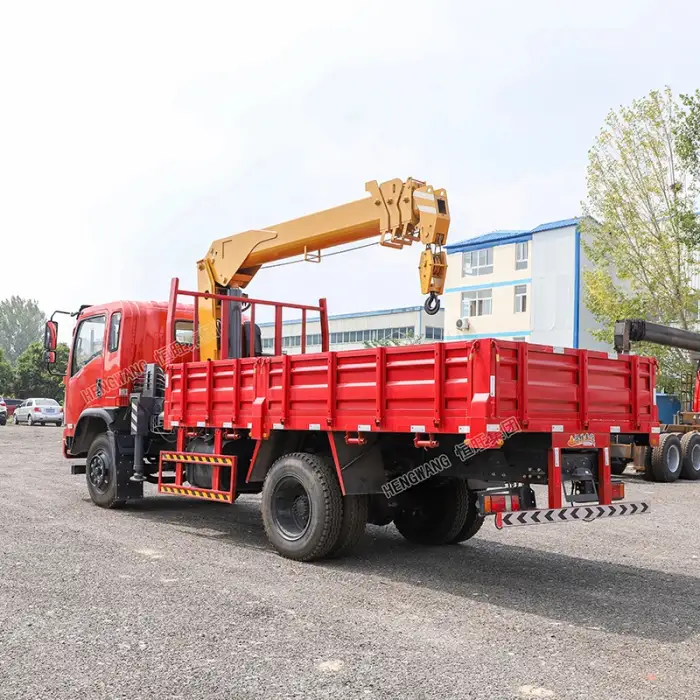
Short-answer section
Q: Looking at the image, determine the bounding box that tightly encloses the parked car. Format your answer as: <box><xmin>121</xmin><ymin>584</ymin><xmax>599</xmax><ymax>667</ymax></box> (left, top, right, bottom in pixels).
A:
<box><xmin>3</xmin><ymin>398</ymin><xmax>23</xmax><ymax>417</ymax></box>
<box><xmin>13</xmin><ymin>398</ymin><xmax>64</xmax><ymax>426</ymax></box>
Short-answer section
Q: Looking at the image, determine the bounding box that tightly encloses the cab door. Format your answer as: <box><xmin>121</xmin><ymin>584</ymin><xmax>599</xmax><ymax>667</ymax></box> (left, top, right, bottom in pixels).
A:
<box><xmin>64</xmin><ymin>313</ymin><xmax>108</xmax><ymax>429</ymax></box>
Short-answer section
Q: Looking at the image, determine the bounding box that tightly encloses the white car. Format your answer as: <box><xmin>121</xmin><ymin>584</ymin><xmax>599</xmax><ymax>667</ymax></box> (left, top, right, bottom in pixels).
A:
<box><xmin>14</xmin><ymin>398</ymin><xmax>64</xmax><ymax>426</ymax></box>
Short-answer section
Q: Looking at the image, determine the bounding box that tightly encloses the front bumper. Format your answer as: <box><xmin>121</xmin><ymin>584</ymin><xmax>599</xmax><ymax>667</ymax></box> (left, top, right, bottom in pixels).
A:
<box><xmin>495</xmin><ymin>501</ymin><xmax>650</xmax><ymax>529</ymax></box>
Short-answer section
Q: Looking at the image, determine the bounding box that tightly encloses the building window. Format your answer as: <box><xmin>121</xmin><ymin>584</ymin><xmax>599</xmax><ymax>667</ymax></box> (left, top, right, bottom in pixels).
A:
<box><xmin>515</xmin><ymin>241</ymin><xmax>529</xmax><ymax>270</ymax></box>
<box><xmin>425</xmin><ymin>326</ymin><xmax>444</xmax><ymax>340</ymax></box>
<box><xmin>514</xmin><ymin>285</ymin><xmax>527</xmax><ymax>313</ymax></box>
<box><xmin>462</xmin><ymin>248</ymin><xmax>493</xmax><ymax>276</ymax></box>
<box><xmin>461</xmin><ymin>289</ymin><xmax>492</xmax><ymax>317</ymax></box>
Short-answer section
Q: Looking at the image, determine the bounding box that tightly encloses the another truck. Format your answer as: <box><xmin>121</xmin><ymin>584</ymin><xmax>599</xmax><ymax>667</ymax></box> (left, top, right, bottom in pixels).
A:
<box><xmin>44</xmin><ymin>178</ymin><xmax>657</xmax><ymax>561</ymax></box>
<box><xmin>611</xmin><ymin>319</ymin><xmax>700</xmax><ymax>482</ymax></box>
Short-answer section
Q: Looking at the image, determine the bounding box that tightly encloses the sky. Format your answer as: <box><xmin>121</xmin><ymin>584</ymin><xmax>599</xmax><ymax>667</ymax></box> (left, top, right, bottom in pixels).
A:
<box><xmin>2</xmin><ymin>0</ymin><xmax>700</xmax><ymax>338</ymax></box>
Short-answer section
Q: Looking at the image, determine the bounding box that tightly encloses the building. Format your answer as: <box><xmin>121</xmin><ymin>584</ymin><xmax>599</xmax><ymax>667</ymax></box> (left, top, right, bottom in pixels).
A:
<box><xmin>443</xmin><ymin>217</ymin><xmax>606</xmax><ymax>349</ymax></box>
<box><xmin>259</xmin><ymin>305</ymin><xmax>445</xmax><ymax>354</ymax></box>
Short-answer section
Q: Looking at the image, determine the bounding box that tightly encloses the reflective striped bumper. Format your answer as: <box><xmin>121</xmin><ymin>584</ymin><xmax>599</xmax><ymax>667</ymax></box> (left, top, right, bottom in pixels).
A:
<box><xmin>495</xmin><ymin>502</ymin><xmax>650</xmax><ymax>529</ymax></box>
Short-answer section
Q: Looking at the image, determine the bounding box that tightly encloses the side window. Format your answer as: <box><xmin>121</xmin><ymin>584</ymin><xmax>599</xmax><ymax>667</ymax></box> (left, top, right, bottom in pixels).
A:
<box><xmin>71</xmin><ymin>315</ymin><xmax>106</xmax><ymax>376</ymax></box>
<box><xmin>108</xmin><ymin>312</ymin><xmax>122</xmax><ymax>352</ymax></box>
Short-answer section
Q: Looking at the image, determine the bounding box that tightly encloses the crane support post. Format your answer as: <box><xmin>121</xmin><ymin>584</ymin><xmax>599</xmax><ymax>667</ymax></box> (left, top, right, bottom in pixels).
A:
<box><xmin>196</xmin><ymin>177</ymin><xmax>450</xmax><ymax>361</ymax></box>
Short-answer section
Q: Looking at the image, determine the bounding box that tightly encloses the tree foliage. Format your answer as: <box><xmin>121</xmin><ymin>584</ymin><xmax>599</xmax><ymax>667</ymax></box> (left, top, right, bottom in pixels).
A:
<box><xmin>582</xmin><ymin>88</ymin><xmax>700</xmax><ymax>393</ymax></box>
<box><xmin>0</xmin><ymin>297</ymin><xmax>46</xmax><ymax>364</ymax></box>
<box><xmin>12</xmin><ymin>342</ymin><xmax>69</xmax><ymax>402</ymax></box>
<box><xmin>0</xmin><ymin>348</ymin><xmax>13</xmax><ymax>394</ymax></box>
<box><xmin>677</xmin><ymin>89</ymin><xmax>700</xmax><ymax>180</ymax></box>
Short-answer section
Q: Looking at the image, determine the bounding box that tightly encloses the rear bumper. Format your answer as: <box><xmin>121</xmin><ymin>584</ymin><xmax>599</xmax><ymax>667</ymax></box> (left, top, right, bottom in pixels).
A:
<box><xmin>494</xmin><ymin>501</ymin><xmax>650</xmax><ymax>529</ymax></box>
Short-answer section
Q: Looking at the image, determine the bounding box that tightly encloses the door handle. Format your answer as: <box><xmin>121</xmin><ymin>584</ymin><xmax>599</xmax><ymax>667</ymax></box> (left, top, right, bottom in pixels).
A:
<box><xmin>96</xmin><ymin>379</ymin><xmax>103</xmax><ymax>398</ymax></box>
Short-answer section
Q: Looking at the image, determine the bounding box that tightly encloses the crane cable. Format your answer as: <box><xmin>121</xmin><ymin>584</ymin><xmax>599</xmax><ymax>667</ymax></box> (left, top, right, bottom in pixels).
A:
<box><xmin>261</xmin><ymin>241</ymin><xmax>379</xmax><ymax>269</ymax></box>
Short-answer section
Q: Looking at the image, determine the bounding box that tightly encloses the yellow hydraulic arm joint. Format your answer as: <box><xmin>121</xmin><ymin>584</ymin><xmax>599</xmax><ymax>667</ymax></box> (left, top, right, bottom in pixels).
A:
<box><xmin>197</xmin><ymin>177</ymin><xmax>450</xmax><ymax>360</ymax></box>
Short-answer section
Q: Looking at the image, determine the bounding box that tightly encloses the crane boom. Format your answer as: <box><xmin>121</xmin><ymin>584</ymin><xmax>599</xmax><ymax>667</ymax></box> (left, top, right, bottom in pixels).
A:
<box><xmin>197</xmin><ymin>177</ymin><xmax>450</xmax><ymax>360</ymax></box>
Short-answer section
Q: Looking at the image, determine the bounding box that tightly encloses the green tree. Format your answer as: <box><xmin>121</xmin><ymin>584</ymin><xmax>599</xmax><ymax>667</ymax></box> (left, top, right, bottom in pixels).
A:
<box><xmin>582</xmin><ymin>88</ymin><xmax>700</xmax><ymax>394</ymax></box>
<box><xmin>677</xmin><ymin>89</ymin><xmax>700</xmax><ymax>180</ymax></box>
<box><xmin>13</xmin><ymin>342</ymin><xmax>69</xmax><ymax>401</ymax></box>
<box><xmin>0</xmin><ymin>348</ymin><xmax>13</xmax><ymax>394</ymax></box>
<box><xmin>0</xmin><ymin>297</ymin><xmax>46</xmax><ymax>364</ymax></box>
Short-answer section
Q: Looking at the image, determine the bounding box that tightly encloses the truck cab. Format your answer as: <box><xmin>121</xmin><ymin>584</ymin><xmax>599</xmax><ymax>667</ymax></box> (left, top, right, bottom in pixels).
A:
<box><xmin>50</xmin><ymin>300</ymin><xmax>193</xmax><ymax>459</ymax></box>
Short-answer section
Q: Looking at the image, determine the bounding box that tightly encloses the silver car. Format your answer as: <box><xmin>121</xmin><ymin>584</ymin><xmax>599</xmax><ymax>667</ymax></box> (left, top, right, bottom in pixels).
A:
<box><xmin>14</xmin><ymin>398</ymin><xmax>64</xmax><ymax>426</ymax></box>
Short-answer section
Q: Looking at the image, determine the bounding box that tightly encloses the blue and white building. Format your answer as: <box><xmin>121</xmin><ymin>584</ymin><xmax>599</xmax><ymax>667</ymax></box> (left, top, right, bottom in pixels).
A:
<box><xmin>443</xmin><ymin>217</ymin><xmax>606</xmax><ymax>350</ymax></box>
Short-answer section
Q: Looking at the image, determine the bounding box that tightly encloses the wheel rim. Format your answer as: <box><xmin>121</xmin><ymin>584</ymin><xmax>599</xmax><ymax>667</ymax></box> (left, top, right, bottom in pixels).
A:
<box><xmin>691</xmin><ymin>443</ymin><xmax>700</xmax><ymax>472</ymax></box>
<box><xmin>271</xmin><ymin>476</ymin><xmax>312</xmax><ymax>541</ymax></box>
<box><xmin>667</xmin><ymin>444</ymin><xmax>681</xmax><ymax>474</ymax></box>
<box><xmin>88</xmin><ymin>449</ymin><xmax>111</xmax><ymax>493</ymax></box>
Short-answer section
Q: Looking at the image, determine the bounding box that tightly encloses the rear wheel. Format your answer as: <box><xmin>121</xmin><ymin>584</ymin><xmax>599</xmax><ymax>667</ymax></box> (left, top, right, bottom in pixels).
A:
<box><xmin>449</xmin><ymin>489</ymin><xmax>484</xmax><ymax>544</ymax></box>
<box><xmin>86</xmin><ymin>434</ymin><xmax>126</xmax><ymax>508</ymax></box>
<box><xmin>327</xmin><ymin>494</ymin><xmax>369</xmax><ymax>558</ymax></box>
<box><xmin>650</xmin><ymin>433</ymin><xmax>682</xmax><ymax>482</ymax></box>
<box><xmin>680</xmin><ymin>432</ymin><xmax>700</xmax><ymax>481</ymax></box>
<box><xmin>261</xmin><ymin>452</ymin><xmax>343</xmax><ymax>561</ymax></box>
<box><xmin>27</xmin><ymin>414</ymin><xmax>33</xmax><ymax>426</ymax></box>
<box><xmin>393</xmin><ymin>477</ymin><xmax>469</xmax><ymax>545</ymax></box>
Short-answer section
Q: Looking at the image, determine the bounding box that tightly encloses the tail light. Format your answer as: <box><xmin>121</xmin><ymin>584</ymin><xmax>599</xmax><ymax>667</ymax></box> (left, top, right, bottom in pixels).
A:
<box><xmin>482</xmin><ymin>493</ymin><xmax>521</xmax><ymax>514</ymax></box>
<box><xmin>611</xmin><ymin>481</ymin><xmax>625</xmax><ymax>501</ymax></box>
<box><xmin>33</xmin><ymin>407</ymin><xmax>41</xmax><ymax>413</ymax></box>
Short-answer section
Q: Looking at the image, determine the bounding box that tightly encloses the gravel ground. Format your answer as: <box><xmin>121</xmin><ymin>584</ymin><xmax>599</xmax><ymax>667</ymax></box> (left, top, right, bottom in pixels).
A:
<box><xmin>1</xmin><ymin>425</ymin><xmax>699</xmax><ymax>699</ymax></box>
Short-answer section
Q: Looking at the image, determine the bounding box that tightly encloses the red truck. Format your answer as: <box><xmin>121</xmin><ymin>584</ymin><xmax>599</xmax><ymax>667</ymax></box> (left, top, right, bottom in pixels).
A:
<box><xmin>44</xmin><ymin>178</ymin><xmax>657</xmax><ymax>560</ymax></box>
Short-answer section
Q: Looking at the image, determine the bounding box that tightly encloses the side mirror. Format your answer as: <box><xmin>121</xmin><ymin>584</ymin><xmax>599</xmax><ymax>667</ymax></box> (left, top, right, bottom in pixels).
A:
<box><xmin>44</xmin><ymin>350</ymin><xmax>56</xmax><ymax>365</ymax></box>
<box><xmin>44</xmin><ymin>321</ymin><xmax>58</xmax><ymax>351</ymax></box>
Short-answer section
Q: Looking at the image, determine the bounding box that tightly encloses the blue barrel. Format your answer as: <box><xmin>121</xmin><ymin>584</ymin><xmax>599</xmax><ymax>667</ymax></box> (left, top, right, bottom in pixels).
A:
<box><xmin>656</xmin><ymin>393</ymin><xmax>681</xmax><ymax>425</ymax></box>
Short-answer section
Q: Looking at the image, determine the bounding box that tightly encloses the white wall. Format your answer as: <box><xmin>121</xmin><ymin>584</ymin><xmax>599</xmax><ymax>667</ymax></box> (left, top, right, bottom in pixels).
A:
<box><xmin>530</xmin><ymin>226</ymin><xmax>576</xmax><ymax>347</ymax></box>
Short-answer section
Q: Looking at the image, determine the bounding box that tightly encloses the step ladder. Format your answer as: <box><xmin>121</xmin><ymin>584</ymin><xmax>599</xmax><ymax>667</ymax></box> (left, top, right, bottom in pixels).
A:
<box><xmin>157</xmin><ymin>451</ymin><xmax>237</xmax><ymax>503</ymax></box>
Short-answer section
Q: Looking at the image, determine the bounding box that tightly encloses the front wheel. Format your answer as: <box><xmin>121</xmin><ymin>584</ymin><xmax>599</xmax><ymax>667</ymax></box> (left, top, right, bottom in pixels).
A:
<box><xmin>261</xmin><ymin>452</ymin><xmax>343</xmax><ymax>561</ymax></box>
<box><xmin>393</xmin><ymin>477</ymin><xmax>469</xmax><ymax>545</ymax></box>
<box><xmin>86</xmin><ymin>434</ymin><xmax>126</xmax><ymax>508</ymax></box>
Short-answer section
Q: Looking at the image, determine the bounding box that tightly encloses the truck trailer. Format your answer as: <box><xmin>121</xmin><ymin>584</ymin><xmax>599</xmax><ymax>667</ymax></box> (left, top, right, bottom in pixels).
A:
<box><xmin>44</xmin><ymin>178</ymin><xmax>657</xmax><ymax>560</ymax></box>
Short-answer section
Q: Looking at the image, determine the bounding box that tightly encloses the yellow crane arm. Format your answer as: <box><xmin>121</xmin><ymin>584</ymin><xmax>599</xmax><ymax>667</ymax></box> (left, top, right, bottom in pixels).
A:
<box><xmin>197</xmin><ymin>177</ymin><xmax>450</xmax><ymax>360</ymax></box>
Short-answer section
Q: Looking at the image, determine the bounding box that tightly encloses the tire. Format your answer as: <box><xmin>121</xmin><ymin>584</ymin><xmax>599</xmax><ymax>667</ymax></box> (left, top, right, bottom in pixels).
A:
<box><xmin>13</xmin><ymin>414</ymin><xmax>20</xmax><ymax>425</ymax></box>
<box><xmin>27</xmin><ymin>414</ymin><xmax>33</xmax><ymax>426</ymax></box>
<box><xmin>449</xmin><ymin>489</ymin><xmax>484</xmax><ymax>544</ymax></box>
<box><xmin>680</xmin><ymin>432</ymin><xmax>700</xmax><ymax>481</ymax></box>
<box><xmin>393</xmin><ymin>477</ymin><xmax>469</xmax><ymax>545</ymax></box>
<box><xmin>261</xmin><ymin>452</ymin><xmax>343</xmax><ymax>562</ymax></box>
<box><xmin>327</xmin><ymin>494</ymin><xmax>369</xmax><ymax>558</ymax></box>
<box><xmin>85</xmin><ymin>433</ymin><xmax>127</xmax><ymax>508</ymax></box>
<box><xmin>0</xmin><ymin>416</ymin><xmax>6</xmax><ymax>426</ymax></box>
<box><xmin>650</xmin><ymin>433</ymin><xmax>682</xmax><ymax>482</ymax></box>
<box><xmin>610</xmin><ymin>457</ymin><xmax>628</xmax><ymax>476</ymax></box>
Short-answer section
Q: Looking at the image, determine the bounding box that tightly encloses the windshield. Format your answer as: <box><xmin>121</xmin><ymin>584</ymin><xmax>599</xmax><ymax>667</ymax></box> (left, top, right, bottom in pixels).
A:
<box><xmin>36</xmin><ymin>399</ymin><xmax>59</xmax><ymax>406</ymax></box>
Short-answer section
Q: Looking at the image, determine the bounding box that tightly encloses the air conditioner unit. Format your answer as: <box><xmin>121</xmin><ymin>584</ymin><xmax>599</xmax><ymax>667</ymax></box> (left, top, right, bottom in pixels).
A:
<box><xmin>455</xmin><ymin>317</ymin><xmax>470</xmax><ymax>330</ymax></box>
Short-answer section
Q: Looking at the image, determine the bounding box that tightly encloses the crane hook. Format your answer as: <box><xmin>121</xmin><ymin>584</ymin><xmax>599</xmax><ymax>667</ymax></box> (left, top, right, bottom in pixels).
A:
<box><xmin>424</xmin><ymin>292</ymin><xmax>440</xmax><ymax>316</ymax></box>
